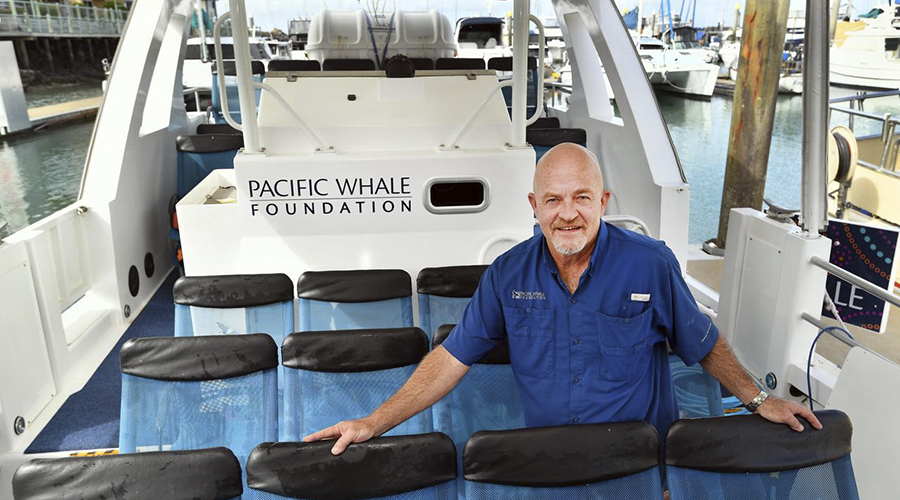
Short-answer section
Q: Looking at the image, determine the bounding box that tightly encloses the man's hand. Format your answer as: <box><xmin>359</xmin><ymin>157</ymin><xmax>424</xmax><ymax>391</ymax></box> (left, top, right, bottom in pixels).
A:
<box><xmin>756</xmin><ymin>396</ymin><xmax>823</xmax><ymax>432</ymax></box>
<box><xmin>303</xmin><ymin>418</ymin><xmax>378</xmax><ymax>455</ymax></box>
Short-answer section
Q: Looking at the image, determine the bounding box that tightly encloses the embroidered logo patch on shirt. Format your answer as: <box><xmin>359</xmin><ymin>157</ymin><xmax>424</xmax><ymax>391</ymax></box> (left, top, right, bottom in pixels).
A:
<box><xmin>512</xmin><ymin>290</ymin><xmax>547</xmax><ymax>300</ymax></box>
<box><xmin>630</xmin><ymin>293</ymin><xmax>651</xmax><ymax>302</ymax></box>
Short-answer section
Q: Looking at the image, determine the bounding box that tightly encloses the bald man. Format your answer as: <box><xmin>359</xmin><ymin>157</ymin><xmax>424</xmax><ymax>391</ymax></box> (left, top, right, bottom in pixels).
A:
<box><xmin>305</xmin><ymin>143</ymin><xmax>821</xmax><ymax>456</ymax></box>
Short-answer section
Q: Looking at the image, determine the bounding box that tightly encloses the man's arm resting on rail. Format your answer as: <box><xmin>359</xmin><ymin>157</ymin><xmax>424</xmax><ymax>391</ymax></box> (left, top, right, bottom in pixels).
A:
<box><xmin>699</xmin><ymin>335</ymin><xmax>823</xmax><ymax>432</ymax></box>
<box><xmin>303</xmin><ymin>345</ymin><xmax>470</xmax><ymax>455</ymax></box>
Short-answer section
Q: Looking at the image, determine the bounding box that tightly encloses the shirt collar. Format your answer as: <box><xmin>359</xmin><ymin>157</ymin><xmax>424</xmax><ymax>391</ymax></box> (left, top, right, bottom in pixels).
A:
<box><xmin>540</xmin><ymin>220</ymin><xmax>608</xmax><ymax>277</ymax></box>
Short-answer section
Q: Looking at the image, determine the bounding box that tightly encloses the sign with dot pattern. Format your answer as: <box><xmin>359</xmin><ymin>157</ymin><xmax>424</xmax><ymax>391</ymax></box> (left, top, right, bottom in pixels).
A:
<box><xmin>822</xmin><ymin>221</ymin><xmax>898</xmax><ymax>333</ymax></box>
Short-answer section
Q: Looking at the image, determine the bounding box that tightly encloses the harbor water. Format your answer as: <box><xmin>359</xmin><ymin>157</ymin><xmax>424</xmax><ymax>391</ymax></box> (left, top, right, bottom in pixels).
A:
<box><xmin>1</xmin><ymin>86</ymin><xmax>898</xmax><ymax>243</ymax></box>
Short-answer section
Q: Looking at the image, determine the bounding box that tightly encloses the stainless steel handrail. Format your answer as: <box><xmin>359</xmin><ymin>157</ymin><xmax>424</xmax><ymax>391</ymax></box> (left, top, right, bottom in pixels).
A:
<box><xmin>603</xmin><ymin>215</ymin><xmax>652</xmax><ymax>236</ymax></box>
<box><xmin>810</xmin><ymin>255</ymin><xmax>900</xmax><ymax>309</ymax></box>
<box><xmin>830</xmin><ymin>89</ymin><xmax>900</xmax><ymax>104</ymax></box>
<box><xmin>801</xmin><ymin>312</ymin><xmax>897</xmax><ymax>366</ymax></box>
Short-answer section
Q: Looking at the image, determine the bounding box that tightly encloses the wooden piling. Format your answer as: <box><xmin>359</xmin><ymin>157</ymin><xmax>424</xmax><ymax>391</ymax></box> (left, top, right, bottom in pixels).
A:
<box><xmin>714</xmin><ymin>0</ymin><xmax>791</xmax><ymax>248</ymax></box>
<box><xmin>41</xmin><ymin>37</ymin><xmax>54</xmax><ymax>74</ymax></box>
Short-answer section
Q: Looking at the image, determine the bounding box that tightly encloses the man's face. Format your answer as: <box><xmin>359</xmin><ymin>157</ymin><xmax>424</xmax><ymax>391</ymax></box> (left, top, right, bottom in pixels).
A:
<box><xmin>528</xmin><ymin>149</ymin><xmax>610</xmax><ymax>258</ymax></box>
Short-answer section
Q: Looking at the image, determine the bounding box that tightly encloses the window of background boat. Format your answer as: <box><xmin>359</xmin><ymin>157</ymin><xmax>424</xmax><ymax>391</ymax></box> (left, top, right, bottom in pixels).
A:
<box><xmin>885</xmin><ymin>38</ymin><xmax>899</xmax><ymax>53</ymax></box>
<box><xmin>140</xmin><ymin>13</ymin><xmax>186</xmax><ymax>136</ymax></box>
<box><xmin>185</xmin><ymin>44</ymin><xmax>235</xmax><ymax>60</ymax></box>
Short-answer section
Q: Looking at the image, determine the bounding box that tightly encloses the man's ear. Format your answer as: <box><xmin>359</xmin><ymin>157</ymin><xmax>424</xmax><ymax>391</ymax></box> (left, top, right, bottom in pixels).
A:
<box><xmin>599</xmin><ymin>190</ymin><xmax>611</xmax><ymax>215</ymax></box>
<box><xmin>528</xmin><ymin>192</ymin><xmax>538</xmax><ymax>212</ymax></box>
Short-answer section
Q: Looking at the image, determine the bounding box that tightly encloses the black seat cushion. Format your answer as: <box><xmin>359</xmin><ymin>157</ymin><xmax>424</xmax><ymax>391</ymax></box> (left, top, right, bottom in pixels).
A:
<box><xmin>527</xmin><ymin>117</ymin><xmax>560</xmax><ymax>130</ymax></box>
<box><xmin>409</xmin><ymin>58</ymin><xmax>435</xmax><ymax>70</ymax></box>
<box><xmin>526</xmin><ymin>128</ymin><xmax>587</xmax><ymax>147</ymax></box>
<box><xmin>487</xmin><ymin>56</ymin><xmax>537</xmax><ymax>71</ymax></box>
<box><xmin>268</xmin><ymin>59</ymin><xmax>321</xmax><ymax>72</ymax></box>
<box><xmin>435</xmin><ymin>58</ymin><xmax>485</xmax><ymax>70</ymax></box>
<box><xmin>211</xmin><ymin>60</ymin><xmax>265</xmax><ymax>75</ymax></box>
<box><xmin>196</xmin><ymin>123</ymin><xmax>241</xmax><ymax>135</ymax></box>
<box><xmin>322</xmin><ymin>59</ymin><xmax>377</xmax><ymax>71</ymax></box>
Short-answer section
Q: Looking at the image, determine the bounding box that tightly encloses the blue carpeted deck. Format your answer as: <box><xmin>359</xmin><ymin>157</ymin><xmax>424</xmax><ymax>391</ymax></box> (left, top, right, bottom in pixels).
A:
<box><xmin>26</xmin><ymin>271</ymin><xmax>177</xmax><ymax>453</ymax></box>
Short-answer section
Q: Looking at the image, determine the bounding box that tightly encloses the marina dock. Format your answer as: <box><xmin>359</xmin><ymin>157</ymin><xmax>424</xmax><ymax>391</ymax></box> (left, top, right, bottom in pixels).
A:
<box><xmin>27</xmin><ymin>96</ymin><xmax>100</xmax><ymax>129</ymax></box>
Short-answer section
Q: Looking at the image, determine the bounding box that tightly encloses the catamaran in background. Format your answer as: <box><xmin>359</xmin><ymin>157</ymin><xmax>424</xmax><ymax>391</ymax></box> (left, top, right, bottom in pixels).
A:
<box><xmin>0</xmin><ymin>0</ymin><xmax>897</xmax><ymax>498</ymax></box>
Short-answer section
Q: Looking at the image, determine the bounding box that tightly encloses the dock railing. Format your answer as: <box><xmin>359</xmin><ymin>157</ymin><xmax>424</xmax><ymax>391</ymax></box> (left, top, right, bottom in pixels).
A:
<box><xmin>0</xmin><ymin>0</ymin><xmax>127</xmax><ymax>36</ymax></box>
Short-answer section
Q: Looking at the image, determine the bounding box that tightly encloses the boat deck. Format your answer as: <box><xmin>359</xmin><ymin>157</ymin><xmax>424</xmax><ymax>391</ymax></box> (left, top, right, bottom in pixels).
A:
<box><xmin>25</xmin><ymin>270</ymin><xmax>177</xmax><ymax>454</ymax></box>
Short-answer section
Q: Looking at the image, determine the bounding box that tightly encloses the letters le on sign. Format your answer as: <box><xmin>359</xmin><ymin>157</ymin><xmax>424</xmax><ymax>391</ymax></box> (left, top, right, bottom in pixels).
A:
<box><xmin>822</xmin><ymin>220</ymin><xmax>898</xmax><ymax>333</ymax></box>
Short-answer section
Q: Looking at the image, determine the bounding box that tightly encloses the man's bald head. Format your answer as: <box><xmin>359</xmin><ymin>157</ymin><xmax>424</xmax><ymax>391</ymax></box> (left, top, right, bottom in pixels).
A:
<box><xmin>528</xmin><ymin>142</ymin><xmax>610</xmax><ymax>261</ymax></box>
<box><xmin>534</xmin><ymin>143</ymin><xmax>605</xmax><ymax>194</ymax></box>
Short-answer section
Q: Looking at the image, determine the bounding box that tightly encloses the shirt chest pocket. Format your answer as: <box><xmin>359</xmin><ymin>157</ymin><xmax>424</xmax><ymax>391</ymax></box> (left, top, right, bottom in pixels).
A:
<box><xmin>596</xmin><ymin>308</ymin><xmax>653</xmax><ymax>382</ymax></box>
<box><xmin>503</xmin><ymin>306</ymin><xmax>555</xmax><ymax>379</ymax></box>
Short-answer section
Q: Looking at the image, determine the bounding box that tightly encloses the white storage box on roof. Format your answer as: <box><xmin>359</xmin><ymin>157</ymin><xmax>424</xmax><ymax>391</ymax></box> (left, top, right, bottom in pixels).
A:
<box><xmin>306</xmin><ymin>9</ymin><xmax>457</xmax><ymax>65</ymax></box>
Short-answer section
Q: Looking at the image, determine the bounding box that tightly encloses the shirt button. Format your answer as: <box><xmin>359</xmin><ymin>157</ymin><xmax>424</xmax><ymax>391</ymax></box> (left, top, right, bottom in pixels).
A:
<box><xmin>571</xmin><ymin>298</ymin><xmax>577</xmax><ymax>304</ymax></box>
<box><xmin>525</xmin><ymin>307</ymin><xmax>531</xmax><ymax>313</ymax></box>
<box><xmin>573</xmin><ymin>416</ymin><xmax>580</xmax><ymax>422</ymax></box>
<box><xmin>573</xmin><ymin>377</ymin><xmax>580</xmax><ymax>383</ymax></box>
<box><xmin>573</xmin><ymin>338</ymin><xmax>580</xmax><ymax>345</ymax></box>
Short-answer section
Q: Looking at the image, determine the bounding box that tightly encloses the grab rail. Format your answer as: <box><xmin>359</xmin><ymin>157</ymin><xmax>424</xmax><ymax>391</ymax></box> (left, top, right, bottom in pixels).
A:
<box><xmin>212</xmin><ymin>12</ymin><xmax>242</xmax><ymax>133</ymax></box>
<box><xmin>603</xmin><ymin>215</ymin><xmax>652</xmax><ymax>236</ymax></box>
<box><xmin>801</xmin><ymin>312</ymin><xmax>896</xmax><ymax>366</ymax></box>
<box><xmin>810</xmin><ymin>255</ymin><xmax>900</xmax><ymax>309</ymax></box>
<box><xmin>526</xmin><ymin>15</ymin><xmax>545</xmax><ymax>127</ymax></box>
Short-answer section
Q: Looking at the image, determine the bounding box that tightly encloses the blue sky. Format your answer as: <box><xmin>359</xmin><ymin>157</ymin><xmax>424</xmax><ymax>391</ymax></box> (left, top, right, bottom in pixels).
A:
<box><xmin>225</xmin><ymin>0</ymin><xmax>885</xmax><ymax>32</ymax></box>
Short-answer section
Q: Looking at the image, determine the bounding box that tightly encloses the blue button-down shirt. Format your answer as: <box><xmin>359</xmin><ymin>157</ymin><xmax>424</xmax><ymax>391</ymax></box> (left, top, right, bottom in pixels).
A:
<box><xmin>442</xmin><ymin>221</ymin><xmax>719</xmax><ymax>437</ymax></box>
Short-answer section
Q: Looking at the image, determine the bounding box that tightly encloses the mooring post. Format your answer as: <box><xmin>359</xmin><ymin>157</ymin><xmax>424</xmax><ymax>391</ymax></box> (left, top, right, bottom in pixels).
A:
<box><xmin>714</xmin><ymin>0</ymin><xmax>791</xmax><ymax>249</ymax></box>
<box><xmin>41</xmin><ymin>37</ymin><xmax>54</xmax><ymax>73</ymax></box>
<box><xmin>15</xmin><ymin>40</ymin><xmax>30</xmax><ymax>69</ymax></box>
<box><xmin>731</xmin><ymin>5</ymin><xmax>740</xmax><ymax>41</ymax></box>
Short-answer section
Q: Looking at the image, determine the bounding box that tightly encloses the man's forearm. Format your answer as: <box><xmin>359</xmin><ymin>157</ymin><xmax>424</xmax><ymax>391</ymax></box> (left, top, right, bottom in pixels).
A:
<box><xmin>366</xmin><ymin>346</ymin><xmax>469</xmax><ymax>435</ymax></box>
<box><xmin>699</xmin><ymin>336</ymin><xmax>761</xmax><ymax>404</ymax></box>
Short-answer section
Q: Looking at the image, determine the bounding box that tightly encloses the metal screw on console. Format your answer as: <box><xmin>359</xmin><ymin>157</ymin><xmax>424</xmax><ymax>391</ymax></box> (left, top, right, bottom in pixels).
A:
<box><xmin>766</xmin><ymin>372</ymin><xmax>778</xmax><ymax>390</ymax></box>
<box><xmin>14</xmin><ymin>416</ymin><xmax>25</xmax><ymax>435</ymax></box>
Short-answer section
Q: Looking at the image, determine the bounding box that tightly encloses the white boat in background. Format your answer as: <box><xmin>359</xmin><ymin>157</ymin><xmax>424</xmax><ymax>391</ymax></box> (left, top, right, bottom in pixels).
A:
<box><xmin>661</xmin><ymin>26</ymin><xmax>719</xmax><ymax>64</ymax></box>
<box><xmin>831</xmin><ymin>6</ymin><xmax>900</xmax><ymax>89</ymax></box>
<box><xmin>637</xmin><ymin>37</ymin><xmax>718</xmax><ymax>98</ymax></box>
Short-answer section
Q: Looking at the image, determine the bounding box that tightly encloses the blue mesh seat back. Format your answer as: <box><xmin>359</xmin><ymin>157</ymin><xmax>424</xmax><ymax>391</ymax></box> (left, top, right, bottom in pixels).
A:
<box><xmin>211</xmin><ymin>73</ymin><xmax>263</xmax><ymax>124</ymax></box>
<box><xmin>175</xmin><ymin>302</ymin><xmax>294</xmax><ymax>345</ymax></box>
<box><xmin>499</xmin><ymin>68</ymin><xmax>539</xmax><ymax>117</ymax></box>
<box><xmin>245</xmin><ymin>482</ymin><xmax>457</xmax><ymax>500</ymax></box>
<box><xmin>669</xmin><ymin>354</ymin><xmax>724</xmax><ymax>418</ymax></box>
<box><xmin>418</xmin><ymin>294</ymin><xmax>471</xmax><ymax>341</ymax></box>
<box><xmin>466</xmin><ymin>468</ymin><xmax>663</xmax><ymax>500</ymax></box>
<box><xmin>119</xmin><ymin>370</ymin><xmax>277</xmax><ymax>461</ymax></box>
<box><xmin>528</xmin><ymin>128</ymin><xmax>587</xmax><ymax>163</ymax></box>
<box><xmin>435</xmin><ymin>364</ymin><xmax>524</xmax><ymax>499</ymax></box>
<box><xmin>283</xmin><ymin>365</ymin><xmax>432</xmax><ymax>440</ymax></box>
<box><xmin>297</xmin><ymin>296</ymin><xmax>414</xmax><ymax>331</ymax></box>
<box><xmin>666</xmin><ymin>456</ymin><xmax>860</xmax><ymax>500</ymax></box>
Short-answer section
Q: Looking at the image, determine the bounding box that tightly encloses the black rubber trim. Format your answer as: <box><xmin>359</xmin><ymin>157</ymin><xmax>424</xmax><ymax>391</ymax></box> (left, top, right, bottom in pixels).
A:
<box><xmin>416</xmin><ymin>265</ymin><xmax>488</xmax><ymax>297</ymax></box>
<box><xmin>212</xmin><ymin>60</ymin><xmax>265</xmax><ymax>75</ymax></box>
<box><xmin>282</xmin><ymin>328</ymin><xmax>428</xmax><ymax>372</ymax></box>
<box><xmin>247</xmin><ymin>434</ymin><xmax>456</xmax><ymax>499</ymax></box>
<box><xmin>434</xmin><ymin>324</ymin><xmax>509</xmax><ymax>365</ymax></box>
<box><xmin>296</xmin><ymin>269</ymin><xmax>412</xmax><ymax>303</ymax></box>
<box><xmin>173</xmin><ymin>273</ymin><xmax>294</xmax><ymax>308</ymax></box>
<box><xmin>120</xmin><ymin>334</ymin><xmax>278</xmax><ymax>381</ymax></box>
<box><xmin>526</xmin><ymin>127</ymin><xmax>587</xmax><ymax>147</ymax></box>
<box><xmin>409</xmin><ymin>58</ymin><xmax>435</xmax><ymax>70</ymax></box>
<box><xmin>176</xmin><ymin>134</ymin><xmax>244</xmax><ymax>154</ymax></box>
<box><xmin>435</xmin><ymin>58</ymin><xmax>486</xmax><ymax>70</ymax></box>
<box><xmin>268</xmin><ymin>59</ymin><xmax>321</xmax><ymax>71</ymax></box>
<box><xmin>665</xmin><ymin>409</ymin><xmax>852</xmax><ymax>473</ymax></box>
<box><xmin>12</xmin><ymin>448</ymin><xmax>242</xmax><ymax>500</ymax></box>
<box><xmin>323</xmin><ymin>59</ymin><xmax>376</xmax><ymax>71</ymax></box>
<box><xmin>527</xmin><ymin>117</ymin><xmax>560</xmax><ymax>130</ymax></box>
<box><xmin>463</xmin><ymin>422</ymin><xmax>659</xmax><ymax>486</ymax></box>
<box><xmin>197</xmin><ymin>123</ymin><xmax>241</xmax><ymax>135</ymax></box>
<box><xmin>487</xmin><ymin>56</ymin><xmax>537</xmax><ymax>71</ymax></box>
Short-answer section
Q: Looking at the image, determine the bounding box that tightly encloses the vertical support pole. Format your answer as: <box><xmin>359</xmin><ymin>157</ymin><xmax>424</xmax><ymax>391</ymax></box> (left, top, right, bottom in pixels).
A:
<box><xmin>42</xmin><ymin>37</ymin><xmax>54</xmax><ymax>73</ymax></box>
<box><xmin>16</xmin><ymin>40</ymin><xmax>30</xmax><ymax>69</ymax></box>
<box><xmin>65</xmin><ymin>38</ymin><xmax>75</xmax><ymax>67</ymax></box>
<box><xmin>510</xmin><ymin>0</ymin><xmax>528</xmax><ymax>147</ymax></box>
<box><xmin>227</xmin><ymin>0</ymin><xmax>261</xmax><ymax>152</ymax></box>
<box><xmin>732</xmin><ymin>5</ymin><xmax>740</xmax><ymax>41</ymax></box>
<box><xmin>714</xmin><ymin>0</ymin><xmax>790</xmax><ymax>248</ymax></box>
<box><xmin>114</xmin><ymin>1</ymin><xmax>121</xmax><ymax>32</ymax></box>
<box><xmin>85</xmin><ymin>37</ymin><xmax>94</xmax><ymax>60</ymax></box>
<box><xmin>802</xmin><ymin>0</ymin><xmax>829</xmax><ymax>235</ymax></box>
<box><xmin>830</xmin><ymin>0</ymin><xmax>841</xmax><ymax>40</ymax></box>
<box><xmin>45</xmin><ymin>11</ymin><xmax>51</xmax><ymax>33</ymax></box>
<box><xmin>103</xmin><ymin>37</ymin><xmax>110</xmax><ymax>59</ymax></box>
<box><xmin>76</xmin><ymin>5</ymin><xmax>82</xmax><ymax>34</ymax></box>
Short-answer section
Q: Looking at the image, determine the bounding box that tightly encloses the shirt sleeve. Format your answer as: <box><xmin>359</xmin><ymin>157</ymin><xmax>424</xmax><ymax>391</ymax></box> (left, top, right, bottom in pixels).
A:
<box><xmin>440</xmin><ymin>264</ymin><xmax>506</xmax><ymax>366</ymax></box>
<box><xmin>658</xmin><ymin>246</ymin><xmax>719</xmax><ymax>366</ymax></box>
